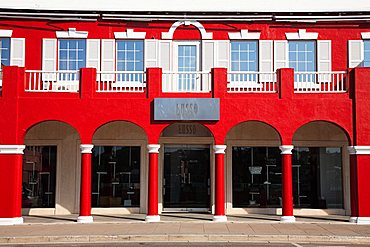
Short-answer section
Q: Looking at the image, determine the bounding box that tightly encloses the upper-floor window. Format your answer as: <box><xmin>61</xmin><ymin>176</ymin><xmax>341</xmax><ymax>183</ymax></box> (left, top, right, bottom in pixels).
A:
<box><xmin>231</xmin><ymin>41</ymin><xmax>258</xmax><ymax>72</ymax></box>
<box><xmin>0</xmin><ymin>38</ymin><xmax>10</xmax><ymax>69</ymax></box>
<box><xmin>288</xmin><ymin>41</ymin><xmax>316</xmax><ymax>72</ymax></box>
<box><xmin>115</xmin><ymin>40</ymin><xmax>144</xmax><ymax>83</ymax></box>
<box><xmin>364</xmin><ymin>40</ymin><xmax>370</xmax><ymax>67</ymax></box>
<box><xmin>58</xmin><ymin>39</ymin><xmax>86</xmax><ymax>71</ymax></box>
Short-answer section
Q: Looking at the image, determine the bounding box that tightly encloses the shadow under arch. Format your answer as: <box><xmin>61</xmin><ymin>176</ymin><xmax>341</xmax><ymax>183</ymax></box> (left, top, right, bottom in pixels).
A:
<box><xmin>292</xmin><ymin>120</ymin><xmax>351</xmax><ymax>145</ymax></box>
<box><xmin>160</xmin><ymin>122</ymin><xmax>215</xmax><ymax>140</ymax></box>
<box><xmin>225</xmin><ymin>120</ymin><xmax>282</xmax><ymax>145</ymax></box>
<box><xmin>92</xmin><ymin>120</ymin><xmax>148</xmax><ymax>142</ymax></box>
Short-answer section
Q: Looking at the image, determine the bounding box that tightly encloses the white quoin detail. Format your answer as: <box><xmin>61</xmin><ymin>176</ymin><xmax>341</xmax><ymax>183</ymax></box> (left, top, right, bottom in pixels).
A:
<box><xmin>285</xmin><ymin>29</ymin><xmax>318</xmax><ymax>40</ymax></box>
<box><xmin>147</xmin><ymin>144</ymin><xmax>160</xmax><ymax>153</ymax></box>
<box><xmin>80</xmin><ymin>144</ymin><xmax>94</xmax><ymax>154</ymax></box>
<box><xmin>361</xmin><ymin>32</ymin><xmax>370</xmax><ymax>39</ymax></box>
<box><xmin>161</xmin><ymin>20</ymin><xmax>213</xmax><ymax>40</ymax></box>
<box><xmin>279</xmin><ymin>145</ymin><xmax>294</xmax><ymax>154</ymax></box>
<box><xmin>213</xmin><ymin>145</ymin><xmax>227</xmax><ymax>154</ymax></box>
<box><xmin>0</xmin><ymin>29</ymin><xmax>13</xmax><ymax>37</ymax></box>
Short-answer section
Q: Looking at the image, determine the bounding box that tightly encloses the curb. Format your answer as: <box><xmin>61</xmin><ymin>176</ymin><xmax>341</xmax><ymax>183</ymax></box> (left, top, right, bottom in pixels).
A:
<box><xmin>1</xmin><ymin>234</ymin><xmax>370</xmax><ymax>245</ymax></box>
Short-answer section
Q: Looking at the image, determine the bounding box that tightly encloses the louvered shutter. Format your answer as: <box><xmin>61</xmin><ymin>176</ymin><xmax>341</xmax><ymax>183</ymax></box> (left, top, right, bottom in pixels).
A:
<box><xmin>348</xmin><ymin>40</ymin><xmax>364</xmax><ymax>68</ymax></box>
<box><xmin>317</xmin><ymin>40</ymin><xmax>332</xmax><ymax>82</ymax></box>
<box><xmin>10</xmin><ymin>38</ymin><xmax>25</xmax><ymax>67</ymax></box>
<box><xmin>101</xmin><ymin>39</ymin><xmax>115</xmax><ymax>81</ymax></box>
<box><xmin>145</xmin><ymin>39</ymin><xmax>158</xmax><ymax>68</ymax></box>
<box><xmin>259</xmin><ymin>40</ymin><xmax>273</xmax><ymax>82</ymax></box>
<box><xmin>42</xmin><ymin>38</ymin><xmax>57</xmax><ymax>81</ymax></box>
<box><xmin>274</xmin><ymin>40</ymin><xmax>288</xmax><ymax>70</ymax></box>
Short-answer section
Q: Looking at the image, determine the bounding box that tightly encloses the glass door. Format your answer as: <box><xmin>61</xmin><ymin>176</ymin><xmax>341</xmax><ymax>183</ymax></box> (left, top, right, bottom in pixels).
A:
<box><xmin>163</xmin><ymin>144</ymin><xmax>210</xmax><ymax>211</ymax></box>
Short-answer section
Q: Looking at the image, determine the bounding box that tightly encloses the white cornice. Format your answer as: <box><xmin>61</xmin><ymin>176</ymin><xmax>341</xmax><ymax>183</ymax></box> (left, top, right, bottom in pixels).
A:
<box><xmin>114</xmin><ymin>29</ymin><xmax>146</xmax><ymax>39</ymax></box>
<box><xmin>80</xmin><ymin>144</ymin><xmax>94</xmax><ymax>154</ymax></box>
<box><xmin>361</xmin><ymin>32</ymin><xmax>370</xmax><ymax>39</ymax></box>
<box><xmin>0</xmin><ymin>30</ymin><xmax>13</xmax><ymax>37</ymax></box>
<box><xmin>162</xmin><ymin>20</ymin><xmax>212</xmax><ymax>40</ymax></box>
<box><xmin>279</xmin><ymin>145</ymin><xmax>294</xmax><ymax>154</ymax></box>
<box><xmin>0</xmin><ymin>145</ymin><xmax>25</xmax><ymax>154</ymax></box>
<box><xmin>56</xmin><ymin>28</ymin><xmax>88</xmax><ymax>38</ymax></box>
<box><xmin>347</xmin><ymin>146</ymin><xmax>370</xmax><ymax>155</ymax></box>
<box><xmin>285</xmin><ymin>29</ymin><xmax>318</xmax><ymax>40</ymax></box>
<box><xmin>228</xmin><ymin>29</ymin><xmax>260</xmax><ymax>40</ymax></box>
<box><xmin>213</xmin><ymin>145</ymin><xmax>227</xmax><ymax>154</ymax></box>
<box><xmin>147</xmin><ymin>144</ymin><xmax>160</xmax><ymax>153</ymax></box>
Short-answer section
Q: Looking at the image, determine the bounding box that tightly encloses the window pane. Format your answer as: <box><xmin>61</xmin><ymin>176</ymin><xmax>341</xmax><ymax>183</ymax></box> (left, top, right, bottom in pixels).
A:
<box><xmin>58</xmin><ymin>39</ymin><xmax>86</xmax><ymax>71</ymax></box>
<box><xmin>0</xmin><ymin>38</ymin><xmax>10</xmax><ymax>68</ymax></box>
<box><xmin>288</xmin><ymin>41</ymin><xmax>316</xmax><ymax>72</ymax></box>
<box><xmin>91</xmin><ymin>146</ymin><xmax>141</xmax><ymax>208</ymax></box>
<box><xmin>364</xmin><ymin>40</ymin><xmax>370</xmax><ymax>67</ymax></box>
<box><xmin>230</xmin><ymin>41</ymin><xmax>258</xmax><ymax>72</ymax></box>
<box><xmin>22</xmin><ymin>146</ymin><xmax>57</xmax><ymax>208</ymax></box>
<box><xmin>116</xmin><ymin>40</ymin><xmax>144</xmax><ymax>72</ymax></box>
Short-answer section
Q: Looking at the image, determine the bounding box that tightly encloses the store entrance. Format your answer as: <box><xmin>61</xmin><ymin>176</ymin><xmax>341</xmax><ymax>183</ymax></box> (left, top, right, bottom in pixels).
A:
<box><xmin>163</xmin><ymin>144</ymin><xmax>210</xmax><ymax>212</ymax></box>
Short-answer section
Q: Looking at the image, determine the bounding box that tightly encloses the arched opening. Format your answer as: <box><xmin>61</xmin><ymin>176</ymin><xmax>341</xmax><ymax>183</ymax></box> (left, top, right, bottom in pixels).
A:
<box><xmin>92</xmin><ymin>121</ymin><xmax>148</xmax><ymax>213</ymax></box>
<box><xmin>292</xmin><ymin>121</ymin><xmax>350</xmax><ymax>213</ymax></box>
<box><xmin>159</xmin><ymin>123</ymin><xmax>214</xmax><ymax>212</ymax></box>
<box><xmin>23</xmin><ymin>121</ymin><xmax>80</xmax><ymax>215</ymax></box>
<box><xmin>225</xmin><ymin>121</ymin><xmax>282</xmax><ymax>213</ymax></box>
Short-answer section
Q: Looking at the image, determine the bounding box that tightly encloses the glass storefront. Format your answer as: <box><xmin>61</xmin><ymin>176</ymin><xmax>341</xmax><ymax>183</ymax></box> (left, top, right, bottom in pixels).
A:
<box><xmin>232</xmin><ymin>147</ymin><xmax>282</xmax><ymax>208</ymax></box>
<box><xmin>232</xmin><ymin>146</ymin><xmax>343</xmax><ymax>209</ymax></box>
<box><xmin>91</xmin><ymin>146</ymin><xmax>140</xmax><ymax>207</ymax></box>
<box><xmin>292</xmin><ymin>147</ymin><xmax>343</xmax><ymax>209</ymax></box>
<box><xmin>22</xmin><ymin>146</ymin><xmax>57</xmax><ymax>208</ymax></box>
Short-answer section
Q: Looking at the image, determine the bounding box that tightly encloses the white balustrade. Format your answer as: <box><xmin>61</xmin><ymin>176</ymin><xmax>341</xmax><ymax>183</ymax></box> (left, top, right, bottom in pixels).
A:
<box><xmin>294</xmin><ymin>71</ymin><xmax>347</xmax><ymax>93</ymax></box>
<box><xmin>96</xmin><ymin>71</ymin><xmax>146</xmax><ymax>92</ymax></box>
<box><xmin>227</xmin><ymin>72</ymin><xmax>277</xmax><ymax>93</ymax></box>
<box><xmin>162</xmin><ymin>71</ymin><xmax>211</xmax><ymax>93</ymax></box>
<box><xmin>25</xmin><ymin>70</ymin><xmax>80</xmax><ymax>92</ymax></box>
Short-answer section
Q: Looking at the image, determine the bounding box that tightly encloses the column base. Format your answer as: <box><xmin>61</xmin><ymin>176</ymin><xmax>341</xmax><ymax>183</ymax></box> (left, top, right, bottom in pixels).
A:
<box><xmin>77</xmin><ymin>216</ymin><xmax>93</xmax><ymax>223</ymax></box>
<box><xmin>213</xmin><ymin>215</ymin><xmax>227</xmax><ymax>222</ymax></box>
<box><xmin>280</xmin><ymin>216</ymin><xmax>296</xmax><ymax>223</ymax></box>
<box><xmin>0</xmin><ymin>217</ymin><xmax>23</xmax><ymax>225</ymax></box>
<box><xmin>145</xmin><ymin>215</ymin><xmax>160</xmax><ymax>222</ymax></box>
<box><xmin>349</xmin><ymin>217</ymin><xmax>370</xmax><ymax>224</ymax></box>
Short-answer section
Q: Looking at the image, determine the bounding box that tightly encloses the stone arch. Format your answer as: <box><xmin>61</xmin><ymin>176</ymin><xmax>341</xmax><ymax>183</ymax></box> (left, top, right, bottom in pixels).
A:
<box><xmin>161</xmin><ymin>20</ymin><xmax>213</xmax><ymax>40</ymax></box>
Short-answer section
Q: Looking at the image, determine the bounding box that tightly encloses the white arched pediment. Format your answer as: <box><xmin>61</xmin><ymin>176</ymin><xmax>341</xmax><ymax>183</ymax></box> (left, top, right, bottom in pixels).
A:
<box><xmin>161</xmin><ymin>20</ymin><xmax>213</xmax><ymax>40</ymax></box>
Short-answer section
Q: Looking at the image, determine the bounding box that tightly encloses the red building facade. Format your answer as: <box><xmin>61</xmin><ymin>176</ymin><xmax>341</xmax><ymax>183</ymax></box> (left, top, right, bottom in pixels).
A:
<box><xmin>1</xmin><ymin>6</ymin><xmax>370</xmax><ymax>225</ymax></box>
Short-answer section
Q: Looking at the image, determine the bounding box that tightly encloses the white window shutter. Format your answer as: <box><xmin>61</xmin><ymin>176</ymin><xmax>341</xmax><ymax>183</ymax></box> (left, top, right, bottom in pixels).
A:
<box><xmin>145</xmin><ymin>39</ymin><xmax>158</xmax><ymax>68</ymax></box>
<box><xmin>317</xmin><ymin>40</ymin><xmax>332</xmax><ymax>82</ymax></box>
<box><xmin>42</xmin><ymin>38</ymin><xmax>57</xmax><ymax>81</ymax></box>
<box><xmin>274</xmin><ymin>40</ymin><xmax>288</xmax><ymax>70</ymax></box>
<box><xmin>215</xmin><ymin>40</ymin><xmax>229</xmax><ymax>69</ymax></box>
<box><xmin>348</xmin><ymin>40</ymin><xmax>364</xmax><ymax>68</ymax></box>
<box><xmin>259</xmin><ymin>40</ymin><xmax>273</xmax><ymax>82</ymax></box>
<box><xmin>10</xmin><ymin>38</ymin><xmax>25</xmax><ymax>67</ymax></box>
<box><xmin>159</xmin><ymin>40</ymin><xmax>172</xmax><ymax>72</ymax></box>
<box><xmin>101</xmin><ymin>39</ymin><xmax>115</xmax><ymax>81</ymax></box>
<box><xmin>86</xmin><ymin>39</ymin><xmax>100</xmax><ymax>70</ymax></box>
<box><xmin>202</xmin><ymin>40</ymin><xmax>215</xmax><ymax>91</ymax></box>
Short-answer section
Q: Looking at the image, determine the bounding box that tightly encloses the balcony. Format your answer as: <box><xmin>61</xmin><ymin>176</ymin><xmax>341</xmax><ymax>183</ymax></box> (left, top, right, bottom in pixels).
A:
<box><xmin>0</xmin><ymin>67</ymin><xmax>351</xmax><ymax>99</ymax></box>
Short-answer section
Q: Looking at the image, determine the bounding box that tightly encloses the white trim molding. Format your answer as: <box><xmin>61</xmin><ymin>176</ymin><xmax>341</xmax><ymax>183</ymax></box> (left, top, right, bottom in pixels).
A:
<box><xmin>361</xmin><ymin>32</ymin><xmax>370</xmax><ymax>39</ymax></box>
<box><xmin>280</xmin><ymin>216</ymin><xmax>296</xmax><ymax>223</ymax></box>
<box><xmin>0</xmin><ymin>145</ymin><xmax>26</xmax><ymax>154</ymax></box>
<box><xmin>279</xmin><ymin>145</ymin><xmax>294</xmax><ymax>155</ymax></box>
<box><xmin>114</xmin><ymin>29</ymin><xmax>146</xmax><ymax>39</ymax></box>
<box><xmin>213</xmin><ymin>215</ymin><xmax>227</xmax><ymax>222</ymax></box>
<box><xmin>147</xmin><ymin>144</ymin><xmax>160</xmax><ymax>154</ymax></box>
<box><xmin>347</xmin><ymin>146</ymin><xmax>370</xmax><ymax>155</ymax></box>
<box><xmin>80</xmin><ymin>144</ymin><xmax>94</xmax><ymax>154</ymax></box>
<box><xmin>161</xmin><ymin>20</ymin><xmax>213</xmax><ymax>40</ymax></box>
<box><xmin>213</xmin><ymin>145</ymin><xmax>227</xmax><ymax>154</ymax></box>
<box><xmin>285</xmin><ymin>29</ymin><xmax>318</xmax><ymax>40</ymax></box>
<box><xmin>0</xmin><ymin>30</ymin><xmax>13</xmax><ymax>37</ymax></box>
<box><xmin>77</xmin><ymin>216</ymin><xmax>93</xmax><ymax>223</ymax></box>
<box><xmin>349</xmin><ymin>217</ymin><xmax>370</xmax><ymax>224</ymax></box>
<box><xmin>145</xmin><ymin>215</ymin><xmax>160</xmax><ymax>222</ymax></box>
<box><xmin>228</xmin><ymin>29</ymin><xmax>261</xmax><ymax>40</ymax></box>
<box><xmin>0</xmin><ymin>217</ymin><xmax>23</xmax><ymax>225</ymax></box>
<box><xmin>56</xmin><ymin>28</ymin><xmax>88</xmax><ymax>38</ymax></box>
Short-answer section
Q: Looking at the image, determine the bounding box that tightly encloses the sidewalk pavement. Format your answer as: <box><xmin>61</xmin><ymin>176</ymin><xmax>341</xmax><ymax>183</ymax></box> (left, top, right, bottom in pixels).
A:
<box><xmin>0</xmin><ymin>214</ymin><xmax>370</xmax><ymax>245</ymax></box>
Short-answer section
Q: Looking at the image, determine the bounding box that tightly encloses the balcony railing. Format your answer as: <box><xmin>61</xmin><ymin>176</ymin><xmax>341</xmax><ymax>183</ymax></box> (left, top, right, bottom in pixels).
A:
<box><xmin>294</xmin><ymin>71</ymin><xmax>347</xmax><ymax>93</ymax></box>
<box><xmin>96</xmin><ymin>71</ymin><xmax>146</xmax><ymax>92</ymax></box>
<box><xmin>227</xmin><ymin>72</ymin><xmax>277</xmax><ymax>93</ymax></box>
<box><xmin>25</xmin><ymin>70</ymin><xmax>80</xmax><ymax>92</ymax></box>
<box><xmin>162</xmin><ymin>71</ymin><xmax>211</xmax><ymax>93</ymax></box>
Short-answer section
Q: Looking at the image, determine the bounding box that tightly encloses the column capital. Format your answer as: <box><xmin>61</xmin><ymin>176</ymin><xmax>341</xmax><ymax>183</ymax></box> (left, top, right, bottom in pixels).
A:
<box><xmin>80</xmin><ymin>144</ymin><xmax>94</xmax><ymax>154</ymax></box>
<box><xmin>279</xmin><ymin>145</ymin><xmax>294</xmax><ymax>154</ymax></box>
<box><xmin>347</xmin><ymin>146</ymin><xmax>370</xmax><ymax>155</ymax></box>
<box><xmin>213</xmin><ymin>145</ymin><xmax>227</xmax><ymax>154</ymax></box>
<box><xmin>0</xmin><ymin>145</ymin><xmax>25</xmax><ymax>154</ymax></box>
<box><xmin>147</xmin><ymin>144</ymin><xmax>160</xmax><ymax>153</ymax></box>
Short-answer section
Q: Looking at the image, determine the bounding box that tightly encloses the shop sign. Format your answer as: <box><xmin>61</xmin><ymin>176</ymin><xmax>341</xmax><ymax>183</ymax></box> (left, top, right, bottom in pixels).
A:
<box><xmin>154</xmin><ymin>98</ymin><xmax>220</xmax><ymax>121</ymax></box>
